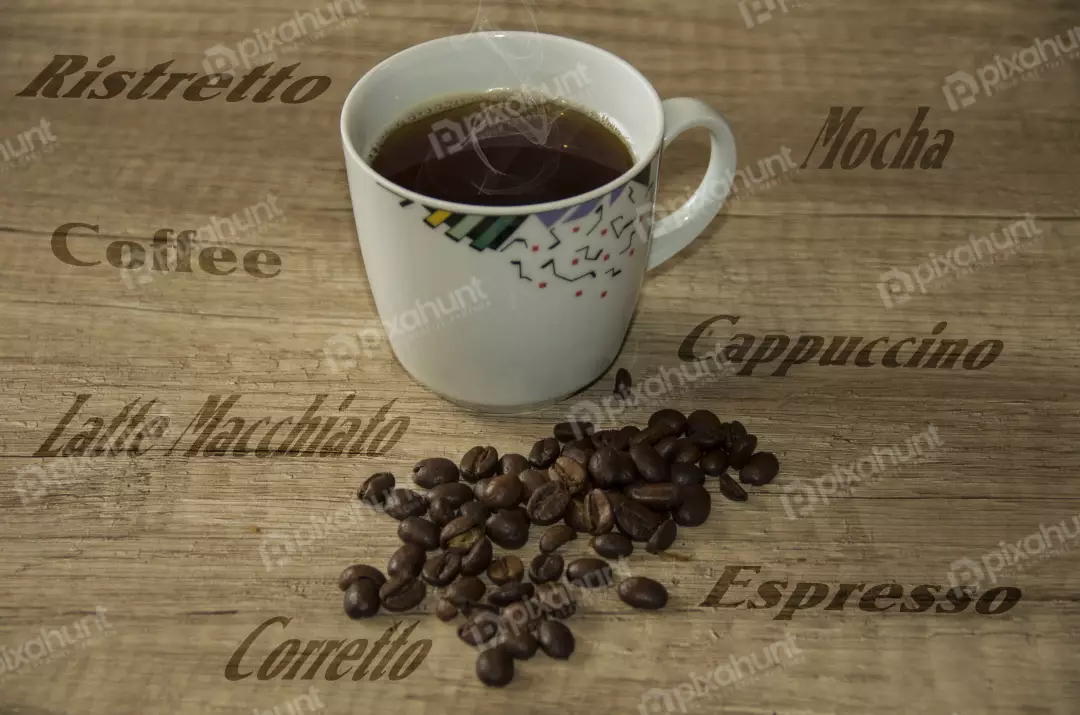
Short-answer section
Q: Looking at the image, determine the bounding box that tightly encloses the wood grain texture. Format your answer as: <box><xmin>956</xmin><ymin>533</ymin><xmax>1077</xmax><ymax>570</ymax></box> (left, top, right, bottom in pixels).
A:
<box><xmin>1</xmin><ymin>0</ymin><xmax>1079</xmax><ymax>713</ymax></box>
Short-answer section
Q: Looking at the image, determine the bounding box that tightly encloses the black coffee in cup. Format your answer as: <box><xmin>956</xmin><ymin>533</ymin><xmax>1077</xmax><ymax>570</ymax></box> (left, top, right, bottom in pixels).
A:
<box><xmin>370</xmin><ymin>91</ymin><xmax>634</xmax><ymax>207</ymax></box>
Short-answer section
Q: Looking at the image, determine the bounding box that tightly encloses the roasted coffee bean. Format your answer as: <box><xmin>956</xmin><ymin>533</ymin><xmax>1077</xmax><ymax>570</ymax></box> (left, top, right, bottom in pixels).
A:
<box><xmin>387</xmin><ymin>543</ymin><xmax>426</xmax><ymax>579</ymax></box>
<box><xmin>613</xmin><ymin>452</ymin><xmax>641</xmax><ymax>485</ymax></box>
<box><xmin>488</xmin><ymin>555</ymin><xmax>525</xmax><ymax>585</ymax></box>
<box><xmin>427</xmin><ymin>499</ymin><xmax>459</xmax><ymax>527</ymax></box>
<box><xmin>446</xmin><ymin>525</ymin><xmax>485</xmax><ymax>553</ymax></box>
<box><xmin>582</xmin><ymin>488</ymin><xmax>614</xmax><ymax>535</ymax></box>
<box><xmin>654</xmin><ymin>436</ymin><xmax>680</xmax><ymax>462</ymax></box>
<box><xmin>672</xmin><ymin>483</ymin><xmax>711</xmax><ymax>526</ymax></box>
<box><xmin>593</xmin><ymin>428</ymin><xmax>631</xmax><ymax>452</ymax></box>
<box><xmin>670</xmin><ymin>462</ymin><xmax>706</xmax><ymax>487</ymax></box>
<box><xmin>614</xmin><ymin>367</ymin><xmax>632</xmax><ymax>396</ymax></box>
<box><xmin>462</xmin><ymin>602</ymin><xmax>500</xmax><ymax>618</ymax></box>
<box><xmin>591</xmin><ymin>532</ymin><xmax>633</xmax><ymax>559</ymax></box>
<box><xmin>459</xmin><ymin>500</ymin><xmax>490</xmax><ymax>523</ymax></box>
<box><xmin>526</xmin><ymin>481</ymin><xmax>571</xmax><ymax>525</ymax></box>
<box><xmin>629</xmin><ymin>425</ymin><xmax>667</xmax><ymax>447</ymax></box>
<box><xmin>486</xmin><ymin>508</ymin><xmax>530</xmax><ymax>549</ymax></box>
<box><xmin>688</xmin><ymin>427</ymin><xmax>724</xmax><ymax>451</ymax></box>
<box><xmin>338</xmin><ymin>564</ymin><xmax>386</xmax><ymax>591</ymax></box>
<box><xmin>380</xmin><ymin>576</ymin><xmax>426</xmax><ymax>611</ymax></box>
<box><xmin>413</xmin><ymin>457</ymin><xmax>460</xmax><ymax>488</ymax></box>
<box><xmin>476</xmin><ymin>645</ymin><xmax>514</xmax><ymax>687</ymax></box>
<box><xmin>549</xmin><ymin>456</ymin><xmax>588</xmax><ymax>496</ymax></box>
<box><xmin>671</xmin><ymin>439</ymin><xmax>703</xmax><ymax>465</ymax></box>
<box><xmin>501</xmin><ymin>628</ymin><xmax>539</xmax><ymax>660</ymax></box>
<box><xmin>554</xmin><ymin>421</ymin><xmax>594</xmax><ymax>442</ymax></box>
<box><xmin>458</xmin><ymin>615</ymin><xmax>499</xmax><ymax>646</ymax></box>
<box><xmin>618</xmin><ymin>576</ymin><xmax>668</xmax><ymax>610</ymax></box>
<box><xmin>518</xmin><ymin>468</ymin><xmax>550</xmax><ymax>500</ymax></box>
<box><xmin>460</xmin><ymin>536</ymin><xmax>493</xmax><ymax>576</ymax></box>
<box><xmin>717</xmin><ymin>473</ymin><xmax>748</xmax><ymax>502</ymax></box>
<box><xmin>646</xmin><ymin>519</ymin><xmax>677</xmax><ymax>554</ymax></box>
<box><xmin>441</xmin><ymin>511</ymin><xmax>485</xmax><ymax>549</ymax></box>
<box><xmin>535</xmin><ymin>581</ymin><xmax>576</xmax><ymax>619</ymax></box>
<box><xmin>740</xmin><ymin>452</ymin><xmax>780</xmax><ymax>485</ymax></box>
<box><xmin>398</xmin><ymin>516</ymin><xmax>440</xmax><ymax>551</ymax></box>
<box><xmin>435</xmin><ymin>597</ymin><xmax>459</xmax><ymax>622</ymax></box>
<box><xmin>538</xmin><ymin>620</ymin><xmax>575</xmax><ymax>659</ymax></box>
<box><xmin>358</xmin><ymin>472</ymin><xmax>395</xmax><ymax>504</ymax></box>
<box><xmin>344</xmin><ymin>580</ymin><xmax>380</xmax><ymax>619</ymax></box>
<box><xmin>498</xmin><ymin>453</ymin><xmax>530</xmax><ymax>477</ymax></box>
<box><xmin>616</xmin><ymin>500</ymin><xmax>662</xmax><ymax>542</ymax></box>
<box><xmin>628</xmin><ymin>482</ymin><xmax>682</xmax><ymax>509</ymax></box>
<box><xmin>501</xmin><ymin>599</ymin><xmax>547</xmax><ymax>634</ymax></box>
<box><xmin>529</xmin><ymin>553</ymin><xmax>564</xmax><ymax>583</ymax></box>
<box><xmin>506</xmin><ymin>505</ymin><xmax>530</xmax><ymax>522</ymax></box>
<box><xmin>649</xmin><ymin>408</ymin><xmax>688</xmax><ymax>437</ymax></box>
<box><xmin>687</xmin><ymin>409</ymin><xmax>723</xmax><ymax>435</ymax></box>
<box><xmin>566</xmin><ymin>557</ymin><xmax>612</xmax><ymax>587</ymax></box>
<box><xmin>539</xmin><ymin>524</ymin><xmax>577</xmax><ymax>553</ymax></box>
<box><xmin>421</xmin><ymin>551</ymin><xmax>462</xmax><ymax>586</ymax></box>
<box><xmin>488</xmin><ymin>581</ymin><xmax>535</xmax><ymax>607</ymax></box>
<box><xmin>384</xmin><ymin>488</ymin><xmax>428</xmax><ymax>520</ymax></box>
<box><xmin>607</xmin><ymin>490</ymin><xmax>627</xmax><ymax>513</ymax></box>
<box><xmin>529</xmin><ymin>437</ymin><xmax>560</xmax><ymax>468</ymax></box>
<box><xmin>563</xmin><ymin>498</ymin><xmax>588</xmax><ymax>533</ymax></box>
<box><xmin>587</xmin><ymin>445</ymin><xmax>621</xmax><ymax>488</ymax></box>
<box><xmin>560</xmin><ymin>439</ymin><xmax>595</xmax><ymax>467</ymax></box>
<box><xmin>629</xmin><ymin>443</ymin><xmax>668</xmax><ymax>484</ymax></box>
<box><xmin>643</xmin><ymin>408</ymin><xmax>686</xmax><ymax>436</ymax></box>
<box><xmin>725</xmin><ymin>420</ymin><xmax>748</xmax><ymax>449</ymax></box>
<box><xmin>700</xmin><ymin>448</ymin><xmax>729</xmax><ymax>475</ymax></box>
<box><xmin>445</xmin><ymin>576</ymin><xmax>487</xmax><ymax>607</ymax></box>
<box><xmin>727</xmin><ymin>434</ymin><xmax>758</xmax><ymax>469</ymax></box>
<box><xmin>460</xmin><ymin>446</ymin><xmax>499</xmax><ymax>483</ymax></box>
<box><xmin>620</xmin><ymin>425</ymin><xmax>641</xmax><ymax>441</ymax></box>
<box><xmin>428</xmin><ymin>482</ymin><xmax>475</xmax><ymax>507</ymax></box>
<box><xmin>476</xmin><ymin>473</ymin><xmax>524</xmax><ymax>510</ymax></box>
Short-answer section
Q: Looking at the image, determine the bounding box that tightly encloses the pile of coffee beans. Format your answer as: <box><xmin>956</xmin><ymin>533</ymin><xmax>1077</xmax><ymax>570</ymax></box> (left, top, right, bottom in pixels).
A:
<box><xmin>337</xmin><ymin>407</ymin><xmax>781</xmax><ymax>686</ymax></box>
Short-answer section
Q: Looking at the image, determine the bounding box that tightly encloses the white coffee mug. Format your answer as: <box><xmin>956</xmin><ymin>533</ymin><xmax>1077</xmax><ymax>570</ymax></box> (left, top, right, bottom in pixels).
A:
<box><xmin>341</xmin><ymin>31</ymin><xmax>736</xmax><ymax>412</ymax></box>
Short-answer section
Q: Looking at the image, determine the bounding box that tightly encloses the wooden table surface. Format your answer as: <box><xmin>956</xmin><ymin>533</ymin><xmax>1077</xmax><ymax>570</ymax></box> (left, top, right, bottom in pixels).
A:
<box><xmin>2</xmin><ymin>0</ymin><xmax>1079</xmax><ymax>713</ymax></box>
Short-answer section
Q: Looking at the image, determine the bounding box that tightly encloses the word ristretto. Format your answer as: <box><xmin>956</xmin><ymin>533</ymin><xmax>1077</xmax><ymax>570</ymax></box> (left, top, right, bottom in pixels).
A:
<box><xmin>16</xmin><ymin>56</ymin><xmax>330</xmax><ymax>103</ymax></box>
<box><xmin>33</xmin><ymin>394</ymin><xmax>407</xmax><ymax>458</ymax></box>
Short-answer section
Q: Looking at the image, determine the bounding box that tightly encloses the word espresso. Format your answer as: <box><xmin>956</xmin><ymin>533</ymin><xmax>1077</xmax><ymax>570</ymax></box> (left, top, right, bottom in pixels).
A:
<box><xmin>679</xmin><ymin>316</ymin><xmax>1003</xmax><ymax>376</ymax></box>
<box><xmin>225</xmin><ymin>617</ymin><xmax>429</xmax><ymax>682</ymax></box>
<box><xmin>52</xmin><ymin>223</ymin><xmax>282</xmax><ymax>279</ymax></box>
<box><xmin>16</xmin><ymin>56</ymin><xmax>330</xmax><ymax>104</ymax></box>
<box><xmin>34</xmin><ymin>394</ymin><xmax>407</xmax><ymax>458</ymax></box>
<box><xmin>699</xmin><ymin>566</ymin><xmax>1022</xmax><ymax>620</ymax></box>
<box><xmin>802</xmin><ymin>106</ymin><xmax>953</xmax><ymax>170</ymax></box>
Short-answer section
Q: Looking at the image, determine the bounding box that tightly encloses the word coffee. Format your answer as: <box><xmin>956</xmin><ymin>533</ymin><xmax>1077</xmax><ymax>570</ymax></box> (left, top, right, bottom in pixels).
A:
<box><xmin>52</xmin><ymin>223</ymin><xmax>282</xmax><ymax>279</ymax></box>
<box><xmin>802</xmin><ymin>106</ymin><xmax>954</xmax><ymax>169</ymax></box>
<box><xmin>225</xmin><ymin>617</ymin><xmax>429</xmax><ymax>682</ymax></box>
<box><xmin>16</xmin><ymin>56</ymin><xmax>330</xmax><ymax>103</ymax></box>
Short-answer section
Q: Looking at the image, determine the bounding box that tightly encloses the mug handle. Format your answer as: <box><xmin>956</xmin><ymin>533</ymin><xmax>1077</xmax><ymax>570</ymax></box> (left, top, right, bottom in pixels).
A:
<box><xmin>646</xmin><ymin>98</ymin><xmax>737</xmax><ymax>270</ymax></box>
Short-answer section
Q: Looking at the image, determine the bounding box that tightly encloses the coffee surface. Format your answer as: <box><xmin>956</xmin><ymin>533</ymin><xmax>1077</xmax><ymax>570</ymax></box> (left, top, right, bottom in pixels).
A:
<box><xmin>371</xmin><ymin>92</ymin><xmax>634</xmax><ymax>207</ymax></box>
